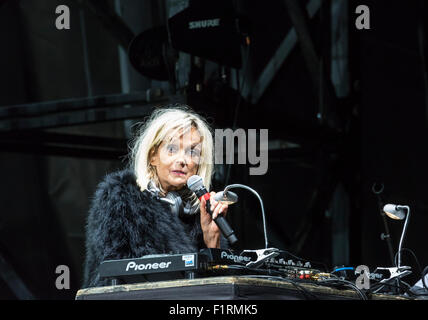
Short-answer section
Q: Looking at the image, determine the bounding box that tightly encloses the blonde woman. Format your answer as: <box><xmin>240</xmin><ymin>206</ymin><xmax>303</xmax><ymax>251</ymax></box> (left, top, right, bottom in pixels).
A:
<box><xmin>82</xmin><ymin>105</ymin><xmax>229</xmax><ymax>288</ymax></box>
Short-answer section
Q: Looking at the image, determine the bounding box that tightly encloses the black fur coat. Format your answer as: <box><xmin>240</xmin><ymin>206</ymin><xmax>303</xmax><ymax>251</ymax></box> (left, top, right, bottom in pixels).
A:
<box><xmin>82</xmin><ymin>169</ymin><xmax>215</xmax><ymax>288</ymax></box>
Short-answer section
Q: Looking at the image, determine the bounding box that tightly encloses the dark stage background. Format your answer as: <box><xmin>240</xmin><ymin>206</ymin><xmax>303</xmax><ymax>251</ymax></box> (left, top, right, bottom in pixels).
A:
<box><xmin>0</xmin><ymin>0</ymin><xmax>427</xmax><ymax>299</ymax></box>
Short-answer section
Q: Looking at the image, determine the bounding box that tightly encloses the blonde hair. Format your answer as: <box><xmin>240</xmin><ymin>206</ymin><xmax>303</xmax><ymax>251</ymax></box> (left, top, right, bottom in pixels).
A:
<box><xmin>129</xmin><ymin>105</ymin><xmax>214</xmax><ymax>200</ymax></box>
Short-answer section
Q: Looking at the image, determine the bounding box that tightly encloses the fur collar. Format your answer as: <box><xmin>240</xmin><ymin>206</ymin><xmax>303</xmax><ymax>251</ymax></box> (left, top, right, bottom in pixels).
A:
<box><xmin>82</xmin><ymin>169</ymin><xmax>204</xmax><ymax>288</ymax></box>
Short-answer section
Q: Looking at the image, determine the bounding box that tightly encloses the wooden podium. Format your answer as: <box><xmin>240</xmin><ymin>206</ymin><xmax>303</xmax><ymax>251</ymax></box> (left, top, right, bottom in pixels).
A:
<box><xmin>75</xmin><ymin>276</ymin><xmax>411</xmax><ymax>300</ymax></box>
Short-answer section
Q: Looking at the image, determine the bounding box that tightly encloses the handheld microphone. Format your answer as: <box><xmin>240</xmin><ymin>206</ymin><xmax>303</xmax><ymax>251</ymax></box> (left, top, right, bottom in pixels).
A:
<box><xmin>187</xmin><ymin>175</ymin><xmax>238</xmax><ymax>245</ymax></box>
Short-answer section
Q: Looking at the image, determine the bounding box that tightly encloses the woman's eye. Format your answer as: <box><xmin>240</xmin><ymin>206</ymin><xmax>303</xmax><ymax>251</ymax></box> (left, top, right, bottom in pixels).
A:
<box><xmin>188</xmin><ymin>149</ymin><xmax>201</xmax><ymax>157</ymax></box>
<box><xmin>166</xmin><ymin>144</ymin><xmax>178</xmax><ymax>153</ymax></box>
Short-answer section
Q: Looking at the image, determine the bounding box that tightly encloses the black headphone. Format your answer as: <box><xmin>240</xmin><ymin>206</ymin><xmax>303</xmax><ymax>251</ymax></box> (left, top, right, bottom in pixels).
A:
<box><xmin>147</xmin><ymin>181</ymin><xmax>199</xmax><ymax>218</ymax></box>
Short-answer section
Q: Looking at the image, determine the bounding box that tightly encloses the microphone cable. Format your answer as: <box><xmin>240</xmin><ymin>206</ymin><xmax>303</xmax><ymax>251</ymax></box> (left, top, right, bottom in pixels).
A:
<box><xmin>317</xmin><ymin>274</ymin><xmax>368</xmax><ymax>300</ymax></box>
<box><xmin>392</xmin><ymin>247</ymin><xmax>428</xmax><ymax>296</ymax></box>
<box><xmin>209</xmin><ymin>264</ymin><xmax>320</xmax><ymax>300</ymax></box>
<box><xmin>222</xmin><ymin>184</ymin><xmax>268</xmax><ymax>248</ymax></box>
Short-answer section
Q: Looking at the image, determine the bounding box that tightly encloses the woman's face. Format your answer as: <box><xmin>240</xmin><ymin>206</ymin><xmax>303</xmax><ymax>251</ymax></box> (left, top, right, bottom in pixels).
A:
<box><xmin>150</xmin><ymin>127</ymin><xmax>202</xmax><ymax>192</ymax></box>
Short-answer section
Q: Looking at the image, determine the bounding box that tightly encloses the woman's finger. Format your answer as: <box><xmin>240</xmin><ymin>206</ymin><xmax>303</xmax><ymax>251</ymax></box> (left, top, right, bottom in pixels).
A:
<box><xmin>220</xmin><ymin>204</ymin><xmax>228</xmax><ymax>217</ymax></box>
<box><xmin>212</xmin><ymin>203</ymin><xmax>227</xmax><ymax>220</ymax></box>
<box><xmin>211</xmin><ymin>200</ymin><xmax>223</xmax><ymax>218</ymax></box>
<box><xmin>200</xmin><ymin>197</ymin><xmax>210</xmax><ymax>222</ymax></box>
<box><xmin>209</xmin><ymin>192</ymin><xmax>217</xmax><ymax>212</ymax></box>
<box><xmin>200</xmin><ymin>196</ymin><xmax>206</xmax><ymax>212</ymax></box>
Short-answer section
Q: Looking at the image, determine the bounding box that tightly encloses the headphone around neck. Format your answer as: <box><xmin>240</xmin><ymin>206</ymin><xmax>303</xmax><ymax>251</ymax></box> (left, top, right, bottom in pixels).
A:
<box><xmin>147</xmin><ymin>181</ymin><xmax>199</xmax><ymax>218</ymax></box>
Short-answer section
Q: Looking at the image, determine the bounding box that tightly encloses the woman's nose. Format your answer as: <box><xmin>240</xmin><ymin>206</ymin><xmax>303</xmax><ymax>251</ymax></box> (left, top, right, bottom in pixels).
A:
<box><xmin>174</xmin><ymin>150</ymin><xmax>187</xmax><ymax>166</ymax></box>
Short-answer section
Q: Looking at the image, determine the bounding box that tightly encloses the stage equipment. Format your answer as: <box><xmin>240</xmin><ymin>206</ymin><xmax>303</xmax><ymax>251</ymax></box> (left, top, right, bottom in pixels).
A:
<box><xmin>128</xmin><ymin>26</ymin><xmax>177</xmax><ymax>81</ymax></box>
<box><xmin>167</xmin><ymin>0</ymin><xmax>244</xmax><ymax>68</ymax></box>
<box><xmin>373</xmin><ymin>266</ymin><xmax>412</xmax><ymax>284</ymax></box>
<box><xmin>383</xmin><ymin>204</ymin><xmax>410</xmax><ymax>269</ymax></box>
<box><xmin>411</xmin><ymin>266</ymin><xmax>428</xmax><ymax>294</ymax></box>
<box><xmin>213</xmin><ymin>190</ymin><xmax>238</xmax><ymax>205</ymax></box>
<box><xmin>98</xmin><ymin>248</ymin><xmax>326</xmax><ymax>285</ymax></box>
<box><xmin>372</xmin><ymin>183</ymin><xmax>395</xmax><ymax>265</ymax></box>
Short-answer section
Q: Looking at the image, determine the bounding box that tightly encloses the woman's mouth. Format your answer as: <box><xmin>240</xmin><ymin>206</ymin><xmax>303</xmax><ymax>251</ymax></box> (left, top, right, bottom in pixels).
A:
<box><xmin>171</xmin><ymin>170</ymin><xmax>186</xmax><ymax>176</ymax></box>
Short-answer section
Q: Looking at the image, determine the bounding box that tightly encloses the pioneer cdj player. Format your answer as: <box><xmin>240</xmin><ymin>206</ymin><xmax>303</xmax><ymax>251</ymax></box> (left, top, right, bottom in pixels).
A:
<box><xmin>98</xmin><ymin>248</ymin><xmax>327</xmax><ymax>285</ymax></box>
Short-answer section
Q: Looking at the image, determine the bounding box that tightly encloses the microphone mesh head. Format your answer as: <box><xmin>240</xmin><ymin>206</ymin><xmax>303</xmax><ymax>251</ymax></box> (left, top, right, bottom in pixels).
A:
<box><xmin>187</xmin><ymin>175</ymin><xmax>204</xmax><ymax>191</ymax></box>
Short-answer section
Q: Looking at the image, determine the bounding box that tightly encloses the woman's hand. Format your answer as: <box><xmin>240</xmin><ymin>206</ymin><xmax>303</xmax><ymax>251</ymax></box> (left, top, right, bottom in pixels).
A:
<box><xmin>200</xmin><ymin>192</ymin><xmax>228</xmax><ymax>248</ymax></box>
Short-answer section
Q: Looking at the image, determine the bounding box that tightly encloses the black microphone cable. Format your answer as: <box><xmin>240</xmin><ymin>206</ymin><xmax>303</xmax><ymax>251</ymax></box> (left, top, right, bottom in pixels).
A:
<box><xmin>392</xmin><ymin>247</ymin><xmax>428</xmax><ymax>296</ymax></box>
<box><xmin>317</xmin><ymin>274</ymin><xmax>368</xmax><ymax>300</ymax></box>
<box><xmin>210</xmin><ymin>264</ymin><xmax>320</xmax><ymax>300</ymax></box>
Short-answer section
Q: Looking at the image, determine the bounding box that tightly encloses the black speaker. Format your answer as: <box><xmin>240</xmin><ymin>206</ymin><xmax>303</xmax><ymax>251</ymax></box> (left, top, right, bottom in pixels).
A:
<box><xmin>167</xmin><ymin>0</ymin><xmax>243</xmax><ymax>68</ymax></box>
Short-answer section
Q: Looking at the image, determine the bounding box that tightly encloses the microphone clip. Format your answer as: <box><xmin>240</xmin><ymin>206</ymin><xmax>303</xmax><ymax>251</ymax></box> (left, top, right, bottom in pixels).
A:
<box><xmin>375</xmin><ymin>266</ymin><xmax>412</xmax><ymax>283</ymax></box>
<box><xmin>240</xmin><ymin>248</ymin><xmax>280</xmax><ymax>269</ymax></box>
